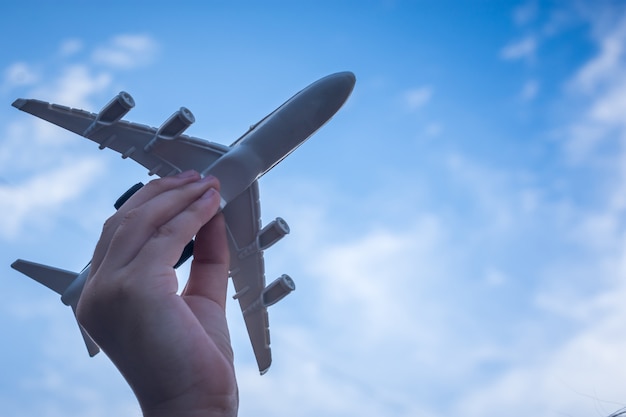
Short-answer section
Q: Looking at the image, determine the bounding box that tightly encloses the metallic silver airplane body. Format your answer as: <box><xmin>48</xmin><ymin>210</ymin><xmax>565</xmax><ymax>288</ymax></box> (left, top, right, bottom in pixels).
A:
<box><xmin>10</xmin><ymin>71</ymin><xmax>356</xmax><ymax>374</ymax></box>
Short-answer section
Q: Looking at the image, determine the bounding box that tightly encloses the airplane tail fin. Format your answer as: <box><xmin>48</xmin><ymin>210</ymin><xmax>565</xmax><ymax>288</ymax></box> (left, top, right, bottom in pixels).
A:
<box><xmin>11</xmin><ymin>259</ymin><xmax>100</xmax><ymax>356</ymax></box>
<box><xmin>70</xmin><ymin>304</ymin><xmax>100</xmax><ymax>356</ymax></box>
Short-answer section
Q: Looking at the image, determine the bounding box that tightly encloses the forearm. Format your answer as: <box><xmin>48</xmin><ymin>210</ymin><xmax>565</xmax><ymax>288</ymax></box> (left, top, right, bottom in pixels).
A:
<box><xmin>141</xmin><ymin>392</ymin><xmax>239</xmax><ymax>417</ymax></box>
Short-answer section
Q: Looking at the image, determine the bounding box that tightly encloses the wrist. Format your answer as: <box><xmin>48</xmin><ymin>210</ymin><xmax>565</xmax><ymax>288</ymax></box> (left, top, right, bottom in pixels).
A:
<box><xmin>141</xmin><ymin>394</ymin><xmax>238</xmax><ymax>417</ymax></box>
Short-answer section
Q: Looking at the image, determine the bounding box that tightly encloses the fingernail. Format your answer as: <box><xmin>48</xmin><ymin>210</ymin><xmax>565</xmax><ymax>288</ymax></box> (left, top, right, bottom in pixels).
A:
<box><xmin>199</xmin><ymin>174</ymin><xmax>216</xmax><ymax>183</ymax></box>
<box><xmin>177</xmin><ymin>170</ymin><xmax>199</xmax><ymax>179</ymax></box>
<box><xmin>201</xmin><ymin>187</ymin><xmax>219</xmax><ymax>200</ymax></box>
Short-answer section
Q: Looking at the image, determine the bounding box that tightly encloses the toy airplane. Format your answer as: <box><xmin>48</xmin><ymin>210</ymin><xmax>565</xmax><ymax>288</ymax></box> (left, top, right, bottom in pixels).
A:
<box><xmin>10</xmin><ymin>71</ymin><xmax>356</xmax><ymax>374</ymax></box>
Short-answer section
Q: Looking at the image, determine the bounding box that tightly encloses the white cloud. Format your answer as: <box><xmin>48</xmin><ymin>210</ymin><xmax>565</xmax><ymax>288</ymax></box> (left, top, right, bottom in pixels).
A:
<box><xmin>92</xmin><ymin>34</ymin><xmax>158</xmax><ymax>69</ymax></box>
<box><xmin>253</xmin><ymin>165</ymin><xmax>561</xmax><ymax>414</ymax></box>
<box><xmin>311</xmin><ymin>219</ymin><xmax>446</xmax><ymax>348</ymax></box>
<box><xmin>483</xmin><ymin>266</ymin><xmax>508</xmax><ymax>287</ymax></box>
<box><xmin>30</xmin><ymin>64</ymin><xmax>112</xmax><ymax>109</ymax></box>
<box><xmin>588</xmin><ymin>77</ymin><xmax>626</xmax><ymax>127</ymax></box>
<box><xmin>520</xmin><ymin>79</ymin><xmax>539</xmax><ymax>100</ymax></box>
<box><xmin>237</xmin><ymin>349</ymin><xmax>435</xmax><ymax>417</ymax></box>
<box><xmin>513</xmin><ymin>1</ymin><xmax>538</xmax><ymax>26</ymax></box>
<box><xmin>0</xmin><ymin>33</ymin><xmax>159</xmax><ymax>240</ymax></box>
<box><xmin>454</xmin><ymin>274</ymin><xmax>626</xmax><ymax>417</ymax></box>
<box><xmin>500</xmin><ymin>35</ymin><xmax>537</xmax><ymax>61</ymax></box>
<box><xmin>564</xmin><ymin>15</ymin><xmax>626</xmax><ymax>161</ymax></box>
<box><xmin>59</xmin><ymin>38</ymin><xmax>83</xmax><ymax>57</ymax></box>
<box><xmin>425</xmin><ymin>121</ymin><xmax>442</xmax><ymax>137</ymax></box>
<box><xmin>0</xmin><ymin>158</ymin><xmax>105</xmax><ymax>239</ymax></box>
<box><xmin>572</xmin><ymin>15</ymin><xmax>626</xmax><ymax>93</ymax></box>
<box><xmin>9</xmin><ymin>7</ymin><xmax>626</xmax><ymax>416</ymax></box>
<box><xmin>2</xmin><ymin>62</ymin><xmax>39</xmax><ymax>90</ymax></box>
<box><xmin>256</xmin><ymin>108</ymin><xmax>626</xmax><ymax>415</ymax></box>
<box><xmin>228</xmin><ymin>197</ymin><xmax>456</xmax><ymax>416</ymax></box>
<box><xmin>6</xmin><ymin>65</ymin><xmax>113</xmax><ymax>152</ymax></box>
<box><xmin>4</xmin><ymin>297</ymin><xmax>141</xmax><ymax>417</ymax></box>
<box><xmin>404</xmin><ymin>86</ymin><xmax>433</xmax><ymax>111</ymax></box>
<box><xmin>452</xmin><ymin>5</ymin><xmax>626</xmax><ymax>417</ymax></box>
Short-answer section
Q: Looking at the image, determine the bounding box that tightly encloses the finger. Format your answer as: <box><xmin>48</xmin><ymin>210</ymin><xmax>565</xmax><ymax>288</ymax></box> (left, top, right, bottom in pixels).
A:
<box><xmin>130</xmin><ymin>187</ymin><xmax>223</xmax><ymax>273</ymax></box>
<box><xmin>90</xmin><ymin>171</ymin><xmax>201</xmax><ymax>273</ymax></box>
<box><xmin>98</xmin><ymin>176</ymin><xmax>219</xmax><ymax>271</ymax></box>
<box><xmin>182</xmin><ymin>212</ymin><xmax>230</xmax><ymax>309</ymax></box>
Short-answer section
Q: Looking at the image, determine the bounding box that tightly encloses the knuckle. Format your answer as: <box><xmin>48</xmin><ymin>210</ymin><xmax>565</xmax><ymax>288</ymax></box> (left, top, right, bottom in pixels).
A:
<box><xmin>144</xmin><ymin>177</ymin><xmax>166</xmax><ymax>193</ymax></box>
<box><xmin>145</xmin><ymin>174</ymin><xmax>182</xmax><ymax>194</ymax></box>
<box><xmin>118</xmin><ymin>207</ymin><xmax>143</xmax><ymax>228</ymax></box>
<box><xmin>100</xmin><ymin>213</ymin><xmax>119</xmax><ymax>235</ymax></box>
<box><xmin>77</xmin><ymin>269</ymin><xmax>136</xmax><ymax>326</ymax></box>
<box><xmin>101</xmin><ymin>206</ymin><xmax>142</xmax><ymax>236</ymax></box>
<box><xmin>153</xmin><ymin>222</ymin><xmax>177</xmax><ymax>240</ymax></box>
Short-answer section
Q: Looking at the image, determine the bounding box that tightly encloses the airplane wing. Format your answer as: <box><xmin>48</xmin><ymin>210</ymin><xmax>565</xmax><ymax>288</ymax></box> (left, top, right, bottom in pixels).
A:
<box><xmin>12</xmin><ymin>98</ymin><xmax>229</xmax><ymax>177</ymax></box>
<box><xmin>13</xmin><ymin>97</ymin><xmax>277</xmax><ymax>373</ymax></box>
<box><xmin>223</xmin><ymin>181</ymin><xmax>273</xmax><ymax>374</ymax></box>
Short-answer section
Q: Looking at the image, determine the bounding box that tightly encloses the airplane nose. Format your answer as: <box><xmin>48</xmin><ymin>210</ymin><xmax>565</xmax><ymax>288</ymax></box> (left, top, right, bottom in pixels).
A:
<box><xmin>338</xmin><ymin>71</ymin><xmax>356</xmax><ymax>86</ymax></box>
<box><xmin>323</xmin><ymin>71</ymin><xmax>356</xmax><ymax>102</ymax></box>
<box><xmin>202</xmin><ymin>72</ymin><xmax>356</xmax><ymax>206</ymax></box>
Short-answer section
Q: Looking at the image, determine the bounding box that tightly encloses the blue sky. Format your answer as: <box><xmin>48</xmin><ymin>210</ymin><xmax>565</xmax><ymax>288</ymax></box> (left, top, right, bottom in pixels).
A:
<box><xmin>2</xmin><ymin>1</ymin><xmax>626</xmax><ymax>416</ymax></box>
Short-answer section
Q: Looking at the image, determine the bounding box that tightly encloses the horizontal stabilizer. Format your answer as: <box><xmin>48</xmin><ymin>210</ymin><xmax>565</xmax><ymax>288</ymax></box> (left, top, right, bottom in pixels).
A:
<box><xmin>11</xmin><ymin>259</ymin><xmax>78</xmax><ymax>295</ymax></box>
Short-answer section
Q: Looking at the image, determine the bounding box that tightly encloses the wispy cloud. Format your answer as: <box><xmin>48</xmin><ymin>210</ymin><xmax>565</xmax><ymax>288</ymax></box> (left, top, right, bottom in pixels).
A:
<box><xmin>565</xmin><ymin>15</ymin><xmax>626</xmax><ymax>160</ymax></box>
<box><xmin>404</xmin><ymin>86</ymin><xmax>433</xmax><ymax>111</ymax></box>
<box><xmin>2</xmin><ymin>62</ymin><xmax>39</xmax><ymax>91</ymax></box>
<box><xmin>59</xmin><ymin>38</ymin><xmax>83</xmax><ymax>57</ymax></box>
<box><xmin>0</xmin><ymin>158</ymin><xmax>105</xmax><ymax>239</ymax></box>
<box><xmin>231</xmin><ymin>204</ymin><xmax>454</xmax><ymax>416</ymax></box>
<box><xmin>0</xmin><ymin>33</ymin><xmax>160</xmax><ymax>240</ymax></box>
<box><xmin>7</xmin><ymin>4</ymin><xmax>626</xmax><ymax>416</ymax></box>
<box><xmin>500</xmin><ymin>35</ymin><xmax>537</xmax><ymax>61</ymax></box>
<box><xmin>254</xmin><ymin>153</ymin><xmax>563</xmax><ymax>415</ymax></box>
<box><xmin>456</xmin><ymin>4</ymin><xmax>626</xmax><ymax>416</ymax></box>
<box><xmin>31</xmin><ymin>65</ymin><xmax>112</xmax><ymax>110</ymax></box>
<box><xmin>424</xmin><ymin>121</ymin><xmax>442</xmax><ymax>137</ymax></box>
<box><xmin>455</xmin><ymin>276</ymin><xmax>626</xmax><ymax>417</ymax></box>
<box><xmin>513</xmin><ymin>1</ymin><xmax>538</xmax><ymax>26</ymax></box>
<box><xmin>92</xmin><ymin>34</ymin><xmax>158</xmax><ymax>69</ymax></box>
<box><xmin>520</xmin><ymin>79</ymin><xmax>539</xmax><ymax>101</ymax></box>
<box><xmin>572</xmin><ymin>15</ymin><xmax>626</xmax><ymax>93</ymax></box>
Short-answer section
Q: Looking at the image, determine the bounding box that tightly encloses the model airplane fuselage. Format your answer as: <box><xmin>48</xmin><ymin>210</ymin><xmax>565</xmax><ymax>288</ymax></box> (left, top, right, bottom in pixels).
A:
<box><xmin>10</xmin><ymin>72</ymin><xmax>356</xmax><ymax>374</ymax></box>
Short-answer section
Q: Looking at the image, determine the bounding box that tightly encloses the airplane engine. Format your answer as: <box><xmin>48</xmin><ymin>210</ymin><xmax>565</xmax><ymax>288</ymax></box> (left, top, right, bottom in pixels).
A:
<box><xmin>258</xmin><ymin>217</ymin><xmax>290</xmax><ymax>251</ymax></box>
<box><xmin>157</xmin><ymin>107</ymin><xmax>195</xmax><ymax>139</ymax></box>
<box><xmin>97</xmin><ymin>91</ymin><xmax>135</xmax><ymax>124</ymax></box>
<box><xmin>262</xmin><ymin>274</ymin><xmax>295</xmax><ymax>307</ymax></box>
